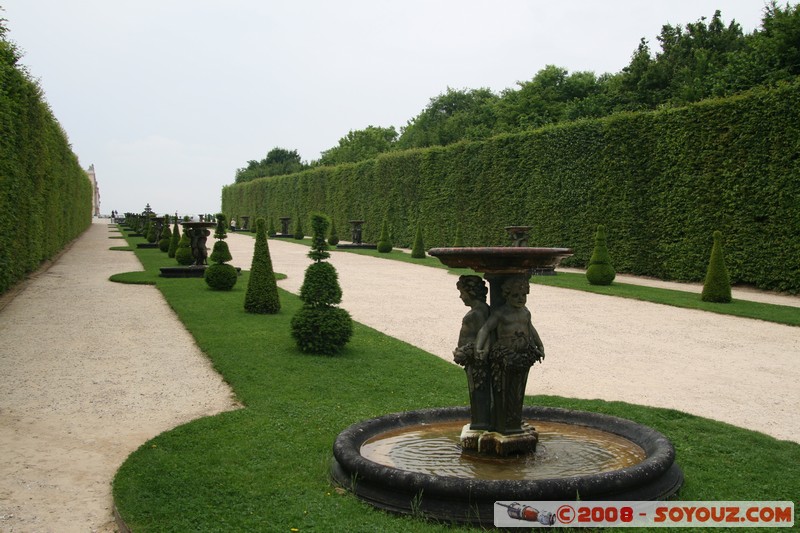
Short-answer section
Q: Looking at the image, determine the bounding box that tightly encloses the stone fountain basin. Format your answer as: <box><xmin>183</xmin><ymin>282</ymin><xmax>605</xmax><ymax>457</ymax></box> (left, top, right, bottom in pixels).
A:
<box><xmin>428</xmin><ymin>247</ymin><xmax>573</xmax><ymax>274</ymax></box>
<box><xmin>331</xmin><ymin>406</ymin><xmax>683</xmax><ymax>526</ymax></box>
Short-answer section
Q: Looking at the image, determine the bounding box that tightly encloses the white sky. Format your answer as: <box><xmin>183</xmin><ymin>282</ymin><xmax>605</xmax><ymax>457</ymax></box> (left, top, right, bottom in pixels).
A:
<box><xmin>2</xmin><ymin>1</ymin><xmax>768</xmax><ymax>216</ymax></box>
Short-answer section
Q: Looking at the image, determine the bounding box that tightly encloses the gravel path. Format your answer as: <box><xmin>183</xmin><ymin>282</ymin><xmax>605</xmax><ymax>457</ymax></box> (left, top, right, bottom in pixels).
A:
<box><xmin>0</xmin><ymin>223</ymin><xmax>797</xmax><ymax>531</ymax></box>
<box><xmin>0</xmin><ymin>220</ymin><xmax>239</xmax><ymax>532</ymax></box>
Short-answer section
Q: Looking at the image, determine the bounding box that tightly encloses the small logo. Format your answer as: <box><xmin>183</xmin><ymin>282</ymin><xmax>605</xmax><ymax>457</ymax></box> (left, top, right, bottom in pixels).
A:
<box><xmin>496</xmin><ymin>502</ymin><xmax>557</xmax><ymax>525</ymax></box>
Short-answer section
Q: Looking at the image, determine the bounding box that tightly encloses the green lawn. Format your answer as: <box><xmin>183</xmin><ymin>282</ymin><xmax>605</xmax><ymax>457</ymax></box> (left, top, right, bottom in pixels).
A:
<box><xmin>111</xmin><ymin>230</ymin><xmax>799</xmax><ymax>531</ymax></box>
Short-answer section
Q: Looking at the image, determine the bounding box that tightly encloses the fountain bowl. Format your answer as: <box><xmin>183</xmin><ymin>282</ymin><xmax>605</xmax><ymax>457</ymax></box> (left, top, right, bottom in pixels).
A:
<box><xmin>429</xmin><ymin>247</ymin><xmax>573</xmax><ymax>274</ymax></box>
<box><xmin>331</xmin><ymin>406</ymin><xmax>683</xmax><ymax>526</ymax></box>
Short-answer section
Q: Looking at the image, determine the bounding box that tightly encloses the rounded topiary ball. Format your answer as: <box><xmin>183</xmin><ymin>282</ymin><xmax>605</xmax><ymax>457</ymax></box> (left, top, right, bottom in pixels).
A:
<box><xmin>175</xmin><ymin>235</ymin><xmax>195</xmax><ymax>265</ymax></box>
<box><xmin>205</xmin><ymin>263</ymin><xmax>238</xmax><ymax>290</ymax></box>
<box><xmin>290</xmin><ymin>306</ymin><xmax>353</xmax><ymax>355</ymax></box>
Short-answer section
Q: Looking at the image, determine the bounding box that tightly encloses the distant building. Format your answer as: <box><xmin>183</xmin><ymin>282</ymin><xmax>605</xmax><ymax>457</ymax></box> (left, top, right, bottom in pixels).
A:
<box><xmin>86</xmin><ymin>164</ymin><xmax>100</xmax><ymax>216</ymax></box>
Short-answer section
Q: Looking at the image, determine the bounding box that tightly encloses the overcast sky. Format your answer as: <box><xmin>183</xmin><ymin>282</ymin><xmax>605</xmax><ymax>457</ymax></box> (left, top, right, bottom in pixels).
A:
<box><xmin>3</xmin><ymin>1</ymin><xmax>768</xmax><ymax>216</ymax></box>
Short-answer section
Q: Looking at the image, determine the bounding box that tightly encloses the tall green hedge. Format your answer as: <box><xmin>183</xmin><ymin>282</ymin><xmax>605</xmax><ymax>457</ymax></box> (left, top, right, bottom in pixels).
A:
<box><xmin>222</xmin><ymin>81</ymin><xmax>800</xmax><ymax>293</ymax></box>
<box><xmin>0</xmin><ymin>35</ymin><xmax>92</xmax><ymax>295</ymax></box>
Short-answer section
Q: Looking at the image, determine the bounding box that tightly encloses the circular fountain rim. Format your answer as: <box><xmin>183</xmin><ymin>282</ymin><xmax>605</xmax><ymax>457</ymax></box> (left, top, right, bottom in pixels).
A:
<box><xmin>332</xmin><ymin>405</ymin><xmax>682</xmax><ymax>506</ymax></box>
<box><xmin>428</xmin><ymin>247</ymin><xmax>574</xmax><ymax>274</ymax></box>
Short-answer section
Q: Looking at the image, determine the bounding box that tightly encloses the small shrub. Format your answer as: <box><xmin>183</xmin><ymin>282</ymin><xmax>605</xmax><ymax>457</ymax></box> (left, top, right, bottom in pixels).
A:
<box><xmin>213</xmin><ymin>212</ymin><xmax>228</xmax><ymax>240</ymax></box>
<box><xmin>209</xmin><ymin>240</ymin><xmax>233</xmax><ymax>264</ymax></box>
<box><xmin>411</xmin><ymin>221</ymin><xmax>426</xmax><ymax>258</ymax></box>
<box><xmin>291</xmin><ymin>213</ymin><xmax>353</xmax><ymax>355</ymax></box>
<box><xmin>453</xmin><ymin>223</ymin><xmax>464</xmax><ymax>247</ymax></box>
<box><xmin>299</xmin><ymin>262</ymin><xmax>342</xmax><ymax>306</ymax></box>
<box><xmin>205</xmin><ymin>214</ymin><xmax>237</xmax><ymax>290</ymax></box>
<box><xmin>175</xmin><ymin>231</ymin><xmax>194</xmax><ymax>265</ymax></box>
<box><xmin>328</xmin><ymin>218</ymin><xmax>340</xmax><ymax>246</ymax></box>
<box><xmin>586</xmin><ymin>224</ymin><xmax>616</xmax><ymax>285</ymax></box>
<box><xmin>244</xmin><ymin>218</ymin><xmax>281</xmax><ymax>314</ymax></box>
<box><xmin>268</xmin><ymin>218</ymin><xmax>277</xmax><ymax>237</ymax></box>
<box><xmin>158</xmin><ymin>216</ymin><xmax>172</xmax><ymax>252</ymax></box>
<box><xmin>308</xmin><ymin>213</ymin><xmax>330</xmax><ymax>262</ymax></box>
<box><xmin>376</xmin><ymin>217</ymin><xmax>392</xmax><ymax>253</ymax></box>
<box><xmin>290</xmin><ymin>306</ymin><xmax>353</xmax><ymax>355</ymax></box>
<box><xmin>293</xmin><ymin>217</ymin><xmax>305</xmax><ymax>240</ymax></box>
<box><xmin>204</xmin><ymin>263</ymin><xmax>238</xmax><ymax>290</ymax></box>
<box><xmin>168</xmin><ymin>219</ymin><xmax>180</xmax><ymax>258</ymax></box>
<box><xmin>701</xmin><ymin>230</ymin><xmax>732</xmax><ymax>303</ymax></box>
<box><xmin>146</xmin><ymin>218</ymin><xmax>158</xmax><ymax>243</ymax></box>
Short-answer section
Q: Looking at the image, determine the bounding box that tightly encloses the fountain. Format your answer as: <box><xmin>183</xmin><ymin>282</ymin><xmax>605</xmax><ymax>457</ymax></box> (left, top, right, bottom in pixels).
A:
<box><xmin>159</xmin><ymin>220</ymin><xmax>216</xmax><ymax>278</ymax></box>
<box><xmin>331</xmin><ymin>227</ymin><xmax>683</xmax><ymax>526</ymax></box>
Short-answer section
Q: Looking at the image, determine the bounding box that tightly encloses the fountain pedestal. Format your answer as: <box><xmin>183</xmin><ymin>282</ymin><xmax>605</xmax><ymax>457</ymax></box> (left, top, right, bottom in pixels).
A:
<box><xmin>460</xmin><ymin>423</ymin><xmax>539</xmax><ymax>455</ymax></box>
<box><xmin>429</xmin><ymin>246</ymin><xmax>572</xmax><ymax>456</ymax></box>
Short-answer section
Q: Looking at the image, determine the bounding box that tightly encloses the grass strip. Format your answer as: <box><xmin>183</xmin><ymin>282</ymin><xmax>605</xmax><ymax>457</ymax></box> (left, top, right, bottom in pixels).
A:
<box><xmin>531</xmin><ymin>272</ymin><xmax>800</xmax><ymax>327</ymax></box>
<box><xmin>112</xmin><ymin>229</ymin><xmax>800</xmax><ymax>531</ymax></box>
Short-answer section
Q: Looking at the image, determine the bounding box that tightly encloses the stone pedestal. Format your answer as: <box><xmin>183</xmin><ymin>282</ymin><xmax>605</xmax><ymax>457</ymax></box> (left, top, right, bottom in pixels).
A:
<box><xmin>460</xmin><ymin>423</ymin><xmax>539</xmax><ymax>456</ymax></box>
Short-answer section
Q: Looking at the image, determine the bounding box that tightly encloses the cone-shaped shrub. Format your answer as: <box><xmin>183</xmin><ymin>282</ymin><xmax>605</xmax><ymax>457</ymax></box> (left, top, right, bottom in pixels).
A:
<box><xmin>268</xmin><ymin>218</ymin><xmax>276</xmax><ymax>237</ymax></box>
<box><xmin>244</xmin><ymin>218</ymin><xmax>280</xmax><ymax>314</ymax></box>
<box><xmin>453</xmin><ymin>223</ymin><xmax>464</xmax><ymax>247</ymax></box>
<box><xmin>376</xmin><ymin>217</ymin><xmax>393</xmax><ymax>253</ymax></box>
<box><xmin>175</xmin><ymin>230</ymin><xmax>194</xmax><ymax>265</ymax></box>
<box><xmin>206</xmin><ymin>213</ymin><xmax>237</xmax><ymax>290</ymax></box>
<box><xmin>158</xmin><ymin>215</ymin><xmax>172</xmax><ymax>252</ymax></box>
<box><xmin>293</xmin><ymin>216</ymin><xmax>305</xmax><ymax>240</ymax></box>
<box><xmin>328</xmin><ymin>218</ymin><xmax>339</xmax><ymax>246</ymax></box>
<box><xmin>701</xmin><ymin>230</ymin><xmax>732</xmax><ymax>303</ymax></box>
<box><xmin>146</xmin><ymin>218</ymin><xmax>157</xmax><ymax>243</ymax></box>
<box><xmin>291</xmin><ymin>213</ymin><xmax>352</xmax><ymax>355</ymax></box>
<box><xmin>586</xmin><ymin>224</ymin><xmax>616</xmax><ymax>285</ymax></box>
<box><xmin>411</xmin><ymin>221</ymin><xmax>426</xmax><ymax>258</ymax></box>
<box><xmin>168</xmin><ymin>219</ymin><xmax>180</xmax><ymax>258</ymax></box>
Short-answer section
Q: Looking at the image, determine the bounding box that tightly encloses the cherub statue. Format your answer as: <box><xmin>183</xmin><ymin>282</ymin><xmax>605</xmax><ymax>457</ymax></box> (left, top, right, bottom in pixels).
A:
<box><xmin>475</xmin><ymin>275</ymin><xmax>544</xmax><ymax>432</ymax></box>
<box><xmin>452</xmin><ymin>275</ymin><xmax>491</xmax><ymax>429</ymax></box>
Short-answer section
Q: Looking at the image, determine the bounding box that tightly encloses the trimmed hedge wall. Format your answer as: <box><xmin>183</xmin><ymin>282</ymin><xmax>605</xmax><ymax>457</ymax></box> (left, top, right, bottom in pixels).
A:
<box><xmin>1</xmin><ymin>38</ymin><xmax>92</xmax><ymax>295</ymax></box>
<box><xmin>222</xmin><ymin>82</ymin><xmax>800</xmax><ymax>293</ymax></box>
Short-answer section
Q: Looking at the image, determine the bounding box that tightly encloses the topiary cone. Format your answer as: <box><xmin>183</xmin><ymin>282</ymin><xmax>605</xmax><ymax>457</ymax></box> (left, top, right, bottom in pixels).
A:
<box><xmin>377</xmin><ymin>217</ymin><xmax>392</xmax><ymax>253</ymax></box>
<box><xmin>244</xmin><ymin>218</ymin><xmax>281</xmax><ymax>313</ymax></box>
<box><xmin>168</xmin><ymin>220</ymin><xmax>180</xmax><ymax>258</ymax></box>
<box><xmin>453</xmin><ymin>223</ymin><xmax>464</xmax><ymax>247</ymax></box>
<box><xmin>411</xmin><ymin>221</ymin><xmax>426</xmax><ymax>258</ymax></box>
<box><xmin>586</xmin><ymin>224</ymin><xmax>616</xmax><ymax>285</ymax></box>
<box><xmin>701</xmin><ymin>230</ymin><xmax>732</xmax><ymax>303</ymax></box>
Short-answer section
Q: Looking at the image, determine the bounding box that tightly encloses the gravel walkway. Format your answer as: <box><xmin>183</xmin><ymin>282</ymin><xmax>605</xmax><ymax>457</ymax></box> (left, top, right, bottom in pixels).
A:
<box><xmin>0</xmin><ymin>220</ymin><xmax>238</xmax><ymax>532</ymax></box>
